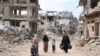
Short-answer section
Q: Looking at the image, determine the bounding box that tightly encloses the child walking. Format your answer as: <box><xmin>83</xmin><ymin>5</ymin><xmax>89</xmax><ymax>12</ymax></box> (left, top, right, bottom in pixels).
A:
<box><xmin>52</xmin><ymin>39</ymin><xmax>56</xmax><ymax>53</ymax></box>
<box><xmin>31</xmin><ymin>45</ymin><xmax>37</xmax><ymax>56</ymax></box>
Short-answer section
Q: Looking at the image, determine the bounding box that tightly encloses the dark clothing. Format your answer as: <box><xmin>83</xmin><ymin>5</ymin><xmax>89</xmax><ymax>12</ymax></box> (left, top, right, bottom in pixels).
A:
<box><xmin>31</xmin><ymin>46</ymin><xmax>37</xmax><ymax>56</ymax></box>
<box><xmin>43</xmin><ymin>42</ymin><xmax>48</xmax><ymax>53</ymax></box>
<box><xmin>42</xmin><ymin>35</ymin><xmax>49</xmax><ymax>42</ymax></box>
<box><xmin>61</xmin><ymin>35</ymin><xmax>70</xmax><ymax>53</ymax></box>
<box><xmin>52</xmin><ymin>45</ymin><xmax>55</xmax><ymax>53</ymax></box>
<box><xmin>42</xmin><ymin>35</ymin><xmax>49</xmax><ymax>53</ymax></box>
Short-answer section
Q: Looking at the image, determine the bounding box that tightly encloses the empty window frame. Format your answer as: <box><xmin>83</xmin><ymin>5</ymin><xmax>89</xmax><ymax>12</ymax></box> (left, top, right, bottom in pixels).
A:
<box><xmin>92</xmin><ymin>26</ymin><xmax>94</xmax><ymax>32</ymax></box>
<box><xmin>41</xmin><ymin>22</ymin><xmax>44</xmax><ymax>25</ymax></box>
<box><xmin>22</xmin><ymin>25</ymin><xmax>25</xmax><ymax>28</ymax></box>
<box><xmin>3</xmin><ymin>0</ymin><xmax>8</xmax><ymax>3</ymax></box>
<box><xmin>30</xmin><ymin>0</ymin><xmax>36</xmax><ymax>3</ymax></box>
<box><xmin>10</xmin><ymin>21</ymin><xmax>20</xmax><ymax>27</ymax></box>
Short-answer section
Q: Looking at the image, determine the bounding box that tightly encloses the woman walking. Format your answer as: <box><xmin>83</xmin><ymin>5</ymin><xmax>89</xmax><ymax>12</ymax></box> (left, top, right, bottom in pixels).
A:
<box><xmin>52</xmin><ymin>39</ymin><xmax>56</xmax><ymax>53</ymax></box>
<box><xmin>42</xmin><ymin>35</ymin><xmax>49</xmax><ymax>53</ymax></box>
<box><xmin>31</xmin><ymin>34</ymin><xmax>40</xmax><ymax>56</ymax></box>
<box><xmin>61</xmin><ymin>34</ymin><xmax>70</xmax><ymax>53</ymax></box>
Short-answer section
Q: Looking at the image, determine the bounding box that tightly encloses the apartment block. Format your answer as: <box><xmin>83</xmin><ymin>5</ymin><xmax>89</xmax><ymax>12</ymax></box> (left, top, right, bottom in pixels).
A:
<box><xmin>0</xmin><ymin>0</ymin><xmax>41</xmax><ymax>33</ymax></box>
<box><xmin>79</xmin><ymin>0</ymin><xmax>100</xmax><ymax>40</ymax></box>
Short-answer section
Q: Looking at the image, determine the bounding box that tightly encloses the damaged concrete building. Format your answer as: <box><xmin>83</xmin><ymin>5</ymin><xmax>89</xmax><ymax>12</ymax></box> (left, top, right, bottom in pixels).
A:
<box><xmin>56</xmin><ymin>11</ymin><xmax>79</xmax><ymax>35</ymax></box>
<box><xmin>38</xmin><ymin>11</ymin><xmax>78</xmax><ymax>36</ymax></box>
<box><xmin>38</xmin><ymin>11</ymin><xmax>57</xmax><ymax>35</ymax></box>
<box><xmin>79</xmin><ymin>0</ymin><xmax>100</xmax><ymax>44</ymax></box>
<box><xmin>0</xmin><ymin>0</ymin><xmax>41</xmax><ymax>33</ymax></box>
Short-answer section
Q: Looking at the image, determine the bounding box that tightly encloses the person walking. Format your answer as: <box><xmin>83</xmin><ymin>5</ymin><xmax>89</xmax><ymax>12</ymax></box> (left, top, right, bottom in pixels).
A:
<box><xmin>31</xmin><ymin>34</ymin><xmax>40</xmax><ymax>56</ymax></box>
<box><xmin>42</xmin><ymin>34</ymin><xmax>49</xmax><ymax>53</ymax></box>
<box><xmin>60</xmin><ymin>34</ymin><xmax>70</xmax><ymax>53</ymax></box>
<box><xmin>31</xmin><ymin>45</ymin><xmax>37</xmax><ymax>56</ymax></box>
<box><xmin>52</xmin><ymin>39</ymin><xmax>56</xmax><ymax>53</ymax></box>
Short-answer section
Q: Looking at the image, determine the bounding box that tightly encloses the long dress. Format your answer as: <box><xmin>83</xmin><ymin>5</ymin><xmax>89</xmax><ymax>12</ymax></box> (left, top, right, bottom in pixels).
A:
<box><xmin>44</xmin><ymin>41</ymin><xmax>48</xmax><ymax>52</ymax></box>
<box><xmin>43</xmin><ymin>35</ymin><xmax>49</xmax><ymax>53</ymax></box>
<box><xmin>61</xmin><ymin>35</ymin><xmax>70</xmax><ymax>53</ymax></box>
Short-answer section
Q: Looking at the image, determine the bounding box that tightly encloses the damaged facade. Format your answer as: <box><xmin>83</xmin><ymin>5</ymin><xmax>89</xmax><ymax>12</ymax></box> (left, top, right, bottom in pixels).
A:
<box><xmin>0</xmin><ymin>0</ymin><xmax>41</xmax><ymax>33</ymax></box>
<box><xmin>38</xmin><ymin>11</ymin><xmax>78</xmax><ymax>36</ymax></box>
<box><xmin>38</xmin><ymin>11</ymin><xmax>57</xmax><ymax>35</ymax></box>
<box><xmin>79</xmin><ymin>0</ymin><xmax>100</xmax><ymax>43</ymax></box>
<box><xmin>56</xmin><ymin>11</ymin><xmax>78</xmax><ymax>35</ymax></box>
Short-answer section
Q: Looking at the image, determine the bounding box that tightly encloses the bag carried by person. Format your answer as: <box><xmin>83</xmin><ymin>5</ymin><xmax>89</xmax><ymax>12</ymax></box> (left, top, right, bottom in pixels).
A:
<box><xmin>60</xmin><ymin>43</ymin><xmax>64</xmax><ymax>49</ymax></box>
<box><xmin>68</xmin><ymin>44</ymin><xmax>72</xmax><ymax>49</ymax></box>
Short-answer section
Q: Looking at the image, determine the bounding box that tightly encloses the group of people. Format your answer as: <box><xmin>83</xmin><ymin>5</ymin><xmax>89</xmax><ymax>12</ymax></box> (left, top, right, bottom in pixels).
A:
<box><xmin>30</xmin><ymin>34</ymin><xmax>71</xmax><ymax>56</ymax></box>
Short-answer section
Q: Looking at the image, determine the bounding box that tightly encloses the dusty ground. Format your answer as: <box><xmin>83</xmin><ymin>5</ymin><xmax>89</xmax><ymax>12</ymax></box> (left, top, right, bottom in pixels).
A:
<box><xmin>1</xmin><ymin>38</ymin><xmax>100</xmax><ymax>56</ymax></box>
<box><xmin>5</xmin><ymin>39</ymin><xmax>86</xmax><ymax>56</ymax></box>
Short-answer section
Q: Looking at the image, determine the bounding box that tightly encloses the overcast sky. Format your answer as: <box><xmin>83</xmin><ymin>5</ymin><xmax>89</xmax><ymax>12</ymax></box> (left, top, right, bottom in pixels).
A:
<box><xmin>39</xmin><ymin>0</ymin><xmax>83</xmax><ymax>19</ymax></box>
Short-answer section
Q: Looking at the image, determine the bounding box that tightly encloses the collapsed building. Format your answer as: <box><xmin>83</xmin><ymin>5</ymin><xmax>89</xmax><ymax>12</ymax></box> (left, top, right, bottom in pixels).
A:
<box><xmin>38</xmin><ymin>11</ymin><xmax>57</xmax><ymax>36</ymax></box>
<box><xmin>79</xmin><ymin>0</ymin><xmax>100</xmax><ymax>45</ymax></box>
<box><xmin>56</xmin><ymin>11</ymin><xmax>79</xmax><ymax>35</ymax></box>
<box><xmin>38</xmin><ymin>11</ymin><xmax>78</xmax><ymax>36</ymax></box>
<box><xmin>0</xmin><ymin>0</ymin><xmax>41</xmax><ymax>34</ymax></box>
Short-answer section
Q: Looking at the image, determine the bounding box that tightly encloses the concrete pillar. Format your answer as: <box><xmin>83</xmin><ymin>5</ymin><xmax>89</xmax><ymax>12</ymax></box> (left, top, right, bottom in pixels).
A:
<box><xmin>84</xmin><ymin>19</ymin><xmax>87</xmax><ymax>39</ymax></box>
<box><xmin>27</xmin><ymin>0</ymin><xmax>30</xmax><ymax>4</ymax></box>
<box><xmin>94</xmin><ymin>20</ymin><xmax>96</xmax><ymax>37</ymax></box>
<box><xmin>14</xmin><ymin>0</ymin><xmax>17</xmax><ymax>4</ymax></box>
<box><xmin>19</xmin><ymin>9</ymin><xmax>21</xmax><ymax>16</ymax></box>
<box><xmin>30</xmin><ymin>7</ymin><xmax>32</xmax><ymax>17</ymax></box>
<box><xmin>27</xmin><ymin>7</ymin><xmax>30</xmax><ymax>17</ymax></box>
<box><xmin>9</xmin><ymin>0</ymin><xmax>13</xmax><ymax>4</ymax></box>
<box><xmin>27</xmin><ymin>7</ymin><xmax>32</xmax><ymax>17</ymax></box>
<box><xmin>87</xmin><ymin>0</ymin><xmax>91</xmax><ymax>10</ymax></box>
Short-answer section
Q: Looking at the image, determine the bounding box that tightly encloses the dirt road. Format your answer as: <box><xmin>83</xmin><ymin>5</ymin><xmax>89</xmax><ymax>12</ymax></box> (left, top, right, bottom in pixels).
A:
<box><xmin>11</xmin><ymin>40</ymin><xmax>85</xmax><ymax>56</ymax></box>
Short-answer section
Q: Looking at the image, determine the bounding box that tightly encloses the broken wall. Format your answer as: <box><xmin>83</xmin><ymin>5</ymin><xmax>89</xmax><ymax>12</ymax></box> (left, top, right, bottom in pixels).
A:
<box><xmin>20</xmin><ymin>21</ymin><xmax>29</xmax><ymax>29</ymax></box>
<box><xmin>87</xmin><ymin>22</ymin><xmax>95</xmax><ymax>38</ymax></box>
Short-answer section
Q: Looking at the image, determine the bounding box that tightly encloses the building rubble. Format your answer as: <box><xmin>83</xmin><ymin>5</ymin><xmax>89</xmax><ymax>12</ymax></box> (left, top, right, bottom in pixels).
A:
<box><xmin>0</xmin><ymin>0</ymin><xmax>41</xmax><ymax>56</ymax></box>
<box><xmin>38</xmin><ymin>11</ymin><xmax>79</xmax><ymax>38</ymax></box>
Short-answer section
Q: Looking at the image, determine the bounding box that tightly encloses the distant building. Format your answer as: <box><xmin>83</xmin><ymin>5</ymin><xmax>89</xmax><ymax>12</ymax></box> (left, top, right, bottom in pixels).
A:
<box><xmin>38</xmin><ymin>11</ymin><xmax>79</xmax><ymax>36</ymax></box>
<box><xmin>38</xmin><ymin>11</ymin><xmax>57</xmax><ymax>35</ymax></box>
<box><xmin>56</xmin><ymin>11</ymin><xmax>79</xmax><ymax>35</ymax></box>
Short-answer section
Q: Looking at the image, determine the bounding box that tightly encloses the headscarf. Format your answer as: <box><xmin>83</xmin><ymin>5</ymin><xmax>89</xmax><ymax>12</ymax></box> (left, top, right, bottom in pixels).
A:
<box><xmin>32</xmin><ymin>34</ymin><xmax>40</xmax><ymax>44</ymax></box>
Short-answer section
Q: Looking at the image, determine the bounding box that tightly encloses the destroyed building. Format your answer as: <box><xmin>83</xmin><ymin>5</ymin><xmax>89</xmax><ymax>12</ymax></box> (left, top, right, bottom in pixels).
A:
<box><xmin>38</xmin><ymin>11</ymin><xmax>57</xmax><ymax>36</ymax></box>
<box><xmin>38</xmin><ymin>11</ymin><xmax>78</xmax><ymax>36</ymax></box>
<box><xmin>56</xmin><ymin>11</ymin><xmax>79</xmax><ymax>35</ymax></box>
<box><xmin>79</xmin><ymin>0</ymin><xmax>100</xmax><ymax>44</ymax></box>
<box><xmin>0</xmin><ymin>0</ymin><xmax>41</xmax><ymax>33</ymax></box>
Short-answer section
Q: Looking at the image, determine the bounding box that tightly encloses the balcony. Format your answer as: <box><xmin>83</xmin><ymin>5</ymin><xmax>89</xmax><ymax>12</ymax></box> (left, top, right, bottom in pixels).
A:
<box><xmin>10</xmin><ymin>3</ymin><xmax>37</xmax><ymax>7</ymax></box>
<box><xmin>88</xmin><ymin>7</ymin><xmax>100</xmax><ymax>15</ymax></box>
<box><xmin>8</xmin><ymin>16</ymin><xmax>41</xmax><ymax>22</ymax></box>
<box><xmin>9</xmin><ymin>0</ymin><xmax>39</xmax><ymax>7</ymax></box>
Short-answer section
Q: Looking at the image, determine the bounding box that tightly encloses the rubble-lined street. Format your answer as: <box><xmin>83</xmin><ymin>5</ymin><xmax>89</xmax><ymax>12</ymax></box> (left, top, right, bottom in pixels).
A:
<box><xmin>0</xmin><ymin>32</ymin><xmax>100</xmax><ymax>56</ymax></box>
<box><xmin>0</xmin><ymin>40</ymin><xmax>85</xmax><ymax>56</ymax></box>
<box><xmin>0</xmin><ymin>0</ymin><xmax>100</xmax><ymax>56</ymax></box>
<box><xmin>0</xmin><ymin>37</ymin><xmax>100</xmax><ymax>56</ymax></box>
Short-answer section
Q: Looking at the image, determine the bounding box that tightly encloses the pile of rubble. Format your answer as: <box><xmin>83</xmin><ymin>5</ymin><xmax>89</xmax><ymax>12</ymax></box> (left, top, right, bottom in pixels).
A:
<box><xmin>77</xmin><ymin>44</ymin><xmax>100</xmax><ymax>56</ymax></box>
<box><xmin>0</xmin><ymin>27</ymin><xmax>31</xmax><ymax>56</ymax></box>
<box><xmin>75</xmin><ymin>35</ymin><xmax>100</xmax><ymax>47</ymax></box>
<box><xmin>0</xmin><ymin>40</ymin><xmax>16</xmax><ymax>56</ymax></box>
